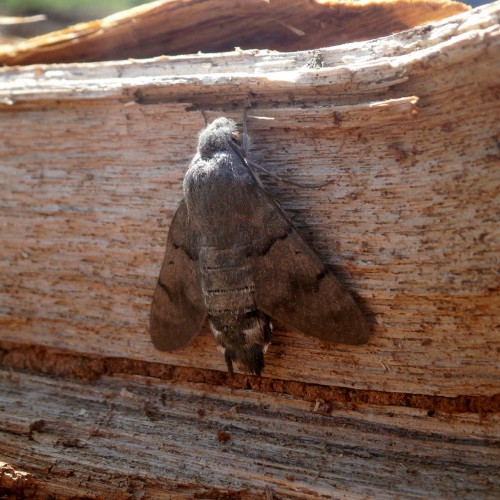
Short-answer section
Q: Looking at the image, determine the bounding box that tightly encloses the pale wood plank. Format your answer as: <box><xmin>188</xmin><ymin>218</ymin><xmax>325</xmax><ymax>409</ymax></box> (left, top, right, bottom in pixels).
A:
<box><xmin>0</xmin><ymin>3</ymin><xmax>498</xmax><ymax>398</ymax></box>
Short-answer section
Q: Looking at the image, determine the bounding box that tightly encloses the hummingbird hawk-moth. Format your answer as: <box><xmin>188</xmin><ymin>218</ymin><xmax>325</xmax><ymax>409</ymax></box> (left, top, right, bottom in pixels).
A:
<box><xmin>150</xmin><ymin>117</ymin><xmax>369</xmax><ymax>376</ymax></box>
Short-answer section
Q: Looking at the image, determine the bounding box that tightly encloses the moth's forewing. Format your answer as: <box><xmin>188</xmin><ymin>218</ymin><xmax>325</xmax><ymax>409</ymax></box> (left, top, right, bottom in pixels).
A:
<box><xmin>150</xmin><ymin>200</ymin><xmax>207</xmax><ymax>351</ymax></box>
<box><xmin>251</xmin><ymin>190</ymin><xmax>369</xmax><ymax>345</ymax></box>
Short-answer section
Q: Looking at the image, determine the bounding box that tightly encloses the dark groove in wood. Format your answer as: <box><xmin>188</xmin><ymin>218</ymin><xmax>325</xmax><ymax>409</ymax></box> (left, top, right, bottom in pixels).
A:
<box><xmin>1</xmin><ymin>341</ymin><xmax>498</xmax><ymax>415</ymax></box>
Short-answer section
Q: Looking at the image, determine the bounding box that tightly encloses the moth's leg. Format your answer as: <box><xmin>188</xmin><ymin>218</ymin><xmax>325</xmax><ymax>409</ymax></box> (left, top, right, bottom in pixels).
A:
<box><xmin>224</xmin><ymin>350</ymin><xmax>235</xmax><ymax>378</ymax></box>
<box><xmin>239</xmin><ymin>109</ymin><xmax>330</xmax><ymax>189</ymax></box>
<box><xmin>241</xmin><ymin>107</ymin><xmax>250</xmax><ymax>156</ymax></box>
<box><xmin>201</xmin><ymin>109</ymin><xmax>208</xmax><ymax>127</ymax></box>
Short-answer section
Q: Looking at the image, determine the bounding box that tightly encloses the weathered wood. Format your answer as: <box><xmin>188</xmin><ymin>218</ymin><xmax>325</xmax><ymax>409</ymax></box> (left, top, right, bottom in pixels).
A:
<box><xmin>1</xmin><ymin>2</ymin><xmax>498</xmax><ymax>397</ymax></box>
<box><xmin>0</xmin><ymin>0</ymin><xmax>468</xmax><ymax>65</ymax></box>
<box><xmin>0</xmin><ymin>367</ymin><xmax>499</xmax><ymax>498</ymax></box>
<box><xmin>0</xmin><ymin>2</ymin><xmax>499</xmax><ymax>497</ymax></box>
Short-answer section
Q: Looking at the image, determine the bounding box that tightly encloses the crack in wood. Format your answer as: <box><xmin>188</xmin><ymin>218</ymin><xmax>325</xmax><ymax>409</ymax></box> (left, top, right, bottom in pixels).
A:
<box><xmin>1</xmin><ymin>341</ymin><xmax>498</xmax><ymax>415</ymax></box>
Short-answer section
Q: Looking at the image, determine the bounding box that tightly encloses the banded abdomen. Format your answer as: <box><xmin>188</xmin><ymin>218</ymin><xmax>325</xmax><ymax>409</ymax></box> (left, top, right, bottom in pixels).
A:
<box><xmin>199</xmin><ymin>245</ymin><xmax>271</xmax><ymax>375</ymax></box>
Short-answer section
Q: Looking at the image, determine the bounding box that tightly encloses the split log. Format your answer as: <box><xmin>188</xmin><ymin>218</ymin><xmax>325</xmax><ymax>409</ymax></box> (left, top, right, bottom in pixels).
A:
<box><xmin>0</xmin><ymin>0</ymin><xmax>468</xmax><ymax>65</ymax></box>
<box><xmin>0</xmin><ymin>1</ymin><xmax>498</xmax><ymax>498</ymax></box>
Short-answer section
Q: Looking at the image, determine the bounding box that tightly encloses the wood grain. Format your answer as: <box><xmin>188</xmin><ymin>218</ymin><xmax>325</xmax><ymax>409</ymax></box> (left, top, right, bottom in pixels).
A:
<box><xmin>1</xmin><ymin>368</ymin><xmax>498</xmax><ymax>498</ymax></box>
<box><xmin>1</xmin><ymin>3</ymin><xmax>498</xmax><ymax>397</ymax></box>
<box><xmin>0</xmin><ymin>2</ymin><xmax>499</xmax><ymax>497</ymax></box>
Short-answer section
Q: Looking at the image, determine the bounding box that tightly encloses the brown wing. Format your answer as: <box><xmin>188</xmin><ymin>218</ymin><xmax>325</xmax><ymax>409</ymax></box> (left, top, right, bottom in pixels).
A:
<box><xmin>150</xmin><ymin>200</ymin><xmax>207</xmax><ymax>351</ymax></box>
<box><xmin>251</xmin><ymin>189</ymin><xmax>369</xmax><ymax>345</ymax></box>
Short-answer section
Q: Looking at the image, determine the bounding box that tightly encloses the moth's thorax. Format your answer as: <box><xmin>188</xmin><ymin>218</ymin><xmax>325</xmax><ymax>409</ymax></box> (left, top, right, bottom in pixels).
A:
<box><xmin>183</xmin><ymin>149</ymin><xmax>255</xmax><ymax>243</ymax></box>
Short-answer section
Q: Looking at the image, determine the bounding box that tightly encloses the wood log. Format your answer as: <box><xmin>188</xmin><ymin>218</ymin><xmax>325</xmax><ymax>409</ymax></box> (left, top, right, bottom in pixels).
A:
<box><xmin>0</xmin><ymin>0</ymin><xmax>468</xmax><ymax>65</ymax></box>
<box><xmin>0</xmin><ymin>1</ymin><xmax>499</xmax><ymax>498</ymax></box>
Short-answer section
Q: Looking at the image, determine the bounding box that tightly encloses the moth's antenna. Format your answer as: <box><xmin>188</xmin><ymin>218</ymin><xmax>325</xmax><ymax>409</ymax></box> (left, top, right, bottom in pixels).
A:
<box><xmin>247</xmin><ymin>158</ymin><xmax>332</xmax><ymax>189</ymax></box>
<box><xmin>240</xmin><ymin>110</ymin><xmax>332</xmax><ymax>189</ymax></box>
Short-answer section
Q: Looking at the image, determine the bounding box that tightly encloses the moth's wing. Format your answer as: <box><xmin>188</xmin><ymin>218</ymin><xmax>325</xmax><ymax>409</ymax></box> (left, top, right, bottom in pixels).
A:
<box><xmin>252</xmin><ymin>190</ymin><xmax>369</xmax><ymax>345</ymax></box>
<box><xmin>150</xmin><ymin>199</ymin><xmax>207</xmax><ymax>351</ymax></box>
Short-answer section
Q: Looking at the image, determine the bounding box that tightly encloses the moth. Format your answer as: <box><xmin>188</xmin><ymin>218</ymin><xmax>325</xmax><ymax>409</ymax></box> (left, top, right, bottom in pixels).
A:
<box><xmin>150</xmin><ymin>117</ymin><xmax>369</xmax><ymax>376</ymax></box>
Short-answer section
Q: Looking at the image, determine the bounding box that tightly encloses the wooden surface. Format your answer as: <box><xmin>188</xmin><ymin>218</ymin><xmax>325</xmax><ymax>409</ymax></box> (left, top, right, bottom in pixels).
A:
<box><xmin>1</xmin><ymin>367</ymin><xmax>498</xmax><ymax>498</ymax></box>
<box><xmin>0</xmin><ymin>2</ymin><xmax>499</xmax><ymax>498</ymax></box>
<box><xmin>0</xmin><ymin>0</ymin><xmax>468</xmax><ymax>65</ymax></box>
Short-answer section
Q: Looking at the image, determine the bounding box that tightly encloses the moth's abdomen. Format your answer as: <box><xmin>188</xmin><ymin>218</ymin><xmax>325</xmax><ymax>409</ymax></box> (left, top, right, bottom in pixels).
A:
<box><xmin>199</xmin><ymin>246</ymin><xmax>272</xmax><ymax>376</ymax></box>
<box><xmin>201</xmin><ymin>267</ymin><xmax>255</xmax><ymax>315</ymax></box>
<box><xmin>199</xmin><ymin>246</ymin><xmax>255</xmax><ymax>313</ymax></box>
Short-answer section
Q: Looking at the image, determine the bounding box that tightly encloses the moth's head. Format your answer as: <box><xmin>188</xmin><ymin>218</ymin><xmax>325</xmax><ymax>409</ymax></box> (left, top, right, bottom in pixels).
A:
<box><xmin>197</xmin><ymin>117</ymin><xmax>240</xmax><ymax>159</ymax></box>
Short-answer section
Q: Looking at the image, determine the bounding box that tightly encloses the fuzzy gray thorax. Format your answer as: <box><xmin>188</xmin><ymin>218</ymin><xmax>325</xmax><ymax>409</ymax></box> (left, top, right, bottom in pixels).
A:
<box><xmin>183</xmin><ymin>119</ymin><xmax>256</xmax><ymax>248</ymax></box>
